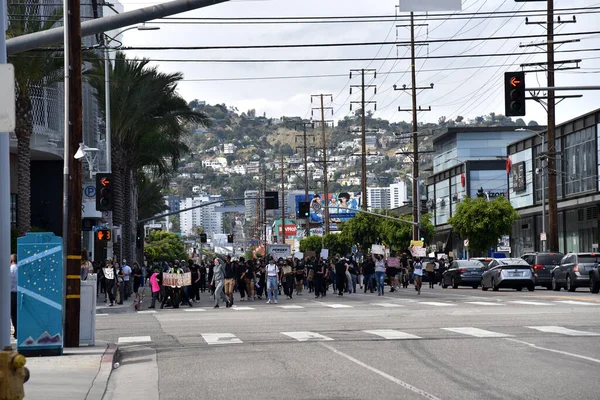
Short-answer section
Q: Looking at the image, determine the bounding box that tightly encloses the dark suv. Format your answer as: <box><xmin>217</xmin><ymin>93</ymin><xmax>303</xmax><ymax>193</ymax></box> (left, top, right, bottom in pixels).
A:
<box><xmin>522</xmin><ymin>252</ymin><xmax>564</xmax><ymax>290</ymax></box>
<box><xmin>552</xmin><ymin>253</ymin><xmax>600</xmax><ymax>292</ymax></box>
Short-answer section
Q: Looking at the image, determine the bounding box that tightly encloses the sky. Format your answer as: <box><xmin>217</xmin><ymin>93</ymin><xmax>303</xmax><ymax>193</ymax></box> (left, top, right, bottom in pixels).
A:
<box><xmin>119</xmin><ymin>0</ymin><xmax>600</xmax><ymax>127</ymax></box>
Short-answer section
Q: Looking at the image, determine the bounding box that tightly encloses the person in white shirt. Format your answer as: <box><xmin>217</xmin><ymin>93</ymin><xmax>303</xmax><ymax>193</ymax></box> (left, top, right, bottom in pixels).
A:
<box><xmin>10</xmin><ymin>254</ymin><xmax>18</xmax><ymax>338</ymax></box>
<box><xmin>413</xmin><ymin>257</ymin><xmax>423</xmax><ymax>295</ymax></box>
<box><xmin>265</xmin><ymin>258</ymin><xmax>280</xmax><ymax>304</ymax></box>
<box><xmin>122</xmin><ymin>259</ymin><xmax>132</xmax><ymax>300</ymax></box>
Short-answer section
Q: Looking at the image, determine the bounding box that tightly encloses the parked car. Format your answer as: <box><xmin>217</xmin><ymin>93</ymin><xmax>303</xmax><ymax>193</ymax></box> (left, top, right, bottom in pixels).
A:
<box><xmin>521</xmin><ymin>252</ymin><xmax>564</xmax><ymax>290</ymax></box>
<box><xmin>590</xmin><ymin>264</ymin><xmax>600</xmax><ymax>293</ymax></box>
<box><xmin>469</xmin><ymin>257</ymin><xmax>492</xmax><ymax>267</ymax></box>
<box><xmin>486</xmin><ymin>258</ymin><xmax>530</xmax><ymax>269</ymax></box>
<box><xmin>481</xmin><ymin>262</ymin><xmax>535</xmax><ymax>292</ymax></box>
<box><xmin>441</xmin><ymin>260</ymin><xmax>485</xmax><ymax>289</ymax></box>
<box><xmin>552</xmin><ymin>253</ymin><xmax>600</xmax><ymax>292</ymax></box>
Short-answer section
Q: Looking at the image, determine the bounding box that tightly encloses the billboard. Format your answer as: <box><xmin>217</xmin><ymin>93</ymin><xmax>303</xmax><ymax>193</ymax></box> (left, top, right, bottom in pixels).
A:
<box><xmin>398</xmin><ymin>0</ymin><xmax>462</xmax><ymax>12</ymax></box>
<box><xmin>295</xmin><ymin>192</ymin><xmax>362</xmax><ymax>232</ymax></box>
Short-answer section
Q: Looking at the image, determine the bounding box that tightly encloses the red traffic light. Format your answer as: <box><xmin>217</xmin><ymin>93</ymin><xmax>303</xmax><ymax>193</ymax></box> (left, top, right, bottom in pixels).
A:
<box><xmin>96</xmin><ymin>229</ymin><xmax>111</xmax><ymax>241</ymax></box>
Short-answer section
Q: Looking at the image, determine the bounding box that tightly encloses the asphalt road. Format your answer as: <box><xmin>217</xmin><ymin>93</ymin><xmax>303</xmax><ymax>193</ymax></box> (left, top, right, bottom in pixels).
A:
<box><xmin>97</xmin><ymin>285</ymin><xmax>600</xmax><ymax>400</ymax></box>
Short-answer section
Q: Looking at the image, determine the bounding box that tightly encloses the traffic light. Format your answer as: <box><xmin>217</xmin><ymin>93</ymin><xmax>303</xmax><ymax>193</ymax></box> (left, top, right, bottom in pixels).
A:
<box><xmin>265</xmin><ymin>191</ymin><xmax>279</xmax><ymax>210</ymax></box>
<box><xmin>504</xmin><ymin>71</ymin><xmax>526</xmax><ymax>116</ymax></box>
<box><xmin>95</xmin><ymin>173</ymin><xmax>114</xmax><ymax>211</ymax></box>
<box><xmin>136</xmin><ymin>227</ymin><xmax>142</xmax><ymax>249</ymax></box>
<box><xmin>227</xmin><ymin>234</ymin><xmax>234</xmax><ymax>243</ymax></box>
<box><xmin>96</xmin><ymin>229</ymin><xmax>111</xmax><ymax>242</ymax></box>
<box><xmin>477</xmin><ymin>187</ymin><xmax>485</xmax><ymax>198</ymax></box>
<box><xmin>200</xmin><ymin>233</ymin><xmax>207</xmax><ymax>243</ymax></box>
<box><xmin>298</xmin><ymin>201</ymin><xmax>310</xmax><ymax>218</ymax></box>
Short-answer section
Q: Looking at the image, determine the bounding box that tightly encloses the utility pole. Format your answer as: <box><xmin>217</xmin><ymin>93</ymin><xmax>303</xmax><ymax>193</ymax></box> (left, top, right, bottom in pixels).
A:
<box><xmin>395</xmin><ymin>13</ymin><xmax>433</xmax><ymax>241</ymax></box>
<box><xmin>349</xmin><ymin>69</ymin><xmax>376</xmax><ymax>212</ymax></box>
<box><xmin>64</xmin><ymin>0</ymin><xmax>83</xmax><ymax>347</ymax></box>
<box><xmin>295</xmin><ymin>121</ymin><xmax>315</xmax><ymax>237</ymax></box>
<box><xmin>522</xmin><ymin>0</ymin><xmax>576</xmax><ymax>252</ymax></box>
<box><xmin>311</xmin><ymin>94</ymin><xmax>334</xmax><ymax>234</ymax></box>
<box><xmin>280</xmin><ymin>153</ymin><xmax>285</xmax><ymax>244</ymax></box>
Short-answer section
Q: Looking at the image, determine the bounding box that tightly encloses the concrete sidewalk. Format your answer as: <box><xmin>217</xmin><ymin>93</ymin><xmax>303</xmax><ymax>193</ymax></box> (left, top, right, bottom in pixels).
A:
<box><xmin>24</xmin><ymin>341</ymin><xmax>119</xmax><ymax>400</ymax></box>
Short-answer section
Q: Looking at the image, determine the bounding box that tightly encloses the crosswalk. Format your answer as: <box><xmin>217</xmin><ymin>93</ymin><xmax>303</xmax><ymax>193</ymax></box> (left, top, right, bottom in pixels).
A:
<box><xmin>116</xmin><ymin>325</ymin><xmax>600</xmax><ymax>346</ymax></box>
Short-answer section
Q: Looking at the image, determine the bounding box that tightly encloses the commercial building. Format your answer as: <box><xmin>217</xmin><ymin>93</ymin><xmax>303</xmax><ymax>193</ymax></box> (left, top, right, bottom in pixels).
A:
<box><xmin>508</xmin><ymin>108</ymin><xmax>600</xmax><ymax>255</ymax></box>
<box><xmin>390</xmin><ymin>182</ymin><xmax>408</xmax><ymax>209</ymax></box>
<box><xmin>180</xmin><ymin>195</ymin><xmax>224</xmax><ymax>236</ymax></box>
<box><xmin>426</xmin><ymin>127</ymin><xmax>536</xmax><ymax>255</ymax></box>
<box><xmin>367</xmin><ymin>187</ymin><xmax>391</xmax><ymax>210</ymax></box>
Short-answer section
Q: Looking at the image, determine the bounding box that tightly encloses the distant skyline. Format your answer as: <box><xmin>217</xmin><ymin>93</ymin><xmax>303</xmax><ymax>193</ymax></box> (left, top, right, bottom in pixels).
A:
<box><xmin>120</xmin><ymin>0</ymin><xmax>600</xmax><ymax>126</ymax></box>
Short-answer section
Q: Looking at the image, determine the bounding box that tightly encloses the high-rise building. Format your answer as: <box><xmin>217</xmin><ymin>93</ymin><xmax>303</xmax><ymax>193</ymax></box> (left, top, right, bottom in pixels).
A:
<box><xmin>244</xmin><ymin>190</ymin><xmax>259</xmax><ymax>221</ymax></box>
<box><xmin>180</xmin><ymin>195</ymin><xmax>223</xmax><ymax>236</ymax></box>
<box><xmin>367</xmin><ymin>187</ymin><xmax>391</xmax><ymax>211</ymax></box>
<box><xmin>389</xmin><ymin>182</ymin><xmax>408</xmax><ymax>209</ymax></box>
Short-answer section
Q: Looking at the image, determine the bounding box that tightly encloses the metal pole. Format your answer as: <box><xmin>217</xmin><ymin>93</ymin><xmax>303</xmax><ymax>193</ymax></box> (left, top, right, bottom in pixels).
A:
<box><xmin>320</xmin><ymin>95</ymin><xmax>330</xmax><ymax>234</ymax></box>
<box><xmin>61</xmin><ymin>0</ymin><xmax>70</xmax><ymax>343</ymax></box>
<box><xmin>302</xmin><ymin>123</ymin><xmax>309</xmax><ymax>237</ymax></box>
<box><xmin>281</xmin><ymin>153</ymin><xmax>285</xmax><ymax>244</ymax></box>
<box><xmin>546</xmin><ymin>0</ymin><xmax>559</xmax><ymax>252</ymax></box>
<box><xmin>0</xmin><ymin>0</ymin><xmax>12</xmax><ymax>349</ymax></box>
<box><xmin>541</xmin><ymin>132</ymin><xmax>546</xmax><ymax>252</ymax></box>
<box><xmin>104</xmin><ymin>41</ymin><xmax>113</xmax><ymax>260</ymax></box>
<box><xmin>360</xmin><ymin>71</ymin><xmax>367</xmax><ymax>212</ymax></box>
<box><xmin>410</xmin><ymin>12</ymin><xmax>419</xmax><ymax>241</ymax></box>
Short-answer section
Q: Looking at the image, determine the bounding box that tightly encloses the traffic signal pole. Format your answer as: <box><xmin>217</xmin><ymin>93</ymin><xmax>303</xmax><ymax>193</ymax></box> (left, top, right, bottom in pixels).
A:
<box><xmin>546</xmin><ymin>0</ymin><xmax>559</xmax><ymax>252</ymax></box>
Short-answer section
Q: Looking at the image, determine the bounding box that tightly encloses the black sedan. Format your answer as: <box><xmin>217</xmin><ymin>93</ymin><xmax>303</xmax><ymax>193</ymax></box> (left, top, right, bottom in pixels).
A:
<box><xmin>441</xmin><ymin>260</ymin><xmax>485</xmax><ymax>289</ymax></box>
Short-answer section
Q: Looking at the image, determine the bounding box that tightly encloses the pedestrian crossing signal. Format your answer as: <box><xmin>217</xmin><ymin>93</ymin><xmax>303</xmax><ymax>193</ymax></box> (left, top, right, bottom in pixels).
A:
<box><xmin>200</xmin><ymin>233</ymin><xmax>207</xmax><ymax>243</ymax></box>
<box><xmin>96</xmin><ymin>229</ymin><xmax>111</xmax><ymax>242</ymax></box>
<box><xmin>227</xmin><ymin>234</ymin><xmax>234</xmax><ymax>243</ymax></box>
<box><xmin>298</xmin><ymin>201</ymin><xmax>310</xmax><ymax>218</ymax></box>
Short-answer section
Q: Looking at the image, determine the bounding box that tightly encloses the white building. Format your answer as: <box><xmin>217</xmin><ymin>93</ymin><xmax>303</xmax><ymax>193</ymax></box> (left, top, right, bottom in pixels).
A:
<box><xmin>367</xmin><ymin>187</ymin><xmax>391</xmax><ymax>211</ymax></box>
<box><xmin>180</xmin><ymin>195</ymin><xmax>224</xmax><ymax>236</ymax></box>
<box><xmin>233</xmin><ymin>165</ymin><xmax>247</xmax><ymax>175</ymax></box>
<box><xmin>389</xmin><ymin>182</ymin><xmax>408</xmax><ymax>209</ymax></box>
<box><xmin>223</xmin><ymin>143</ymin><xmax>236</xmax><ymax>154</ymax></box>
<box><xmin>202</xmin><ymin>157</ymin><xmax>228</xmax><ymax>170</ymax></box>
<box><xmin>244</xmin><ymin>190</ymin><xmax>259</xmax><ymax>221</ymax></box>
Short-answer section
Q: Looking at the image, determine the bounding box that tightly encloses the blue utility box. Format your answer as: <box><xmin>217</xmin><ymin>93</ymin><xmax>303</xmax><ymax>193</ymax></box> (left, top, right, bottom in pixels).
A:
<box><xmin>17</xmin><ymin>232</ymin><xmax>63</xmax><ymax>356</ymax></box>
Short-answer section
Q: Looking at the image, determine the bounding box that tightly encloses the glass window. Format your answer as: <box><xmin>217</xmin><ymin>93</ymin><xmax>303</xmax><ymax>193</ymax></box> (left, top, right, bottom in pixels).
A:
<box><xmin>450</xmin><ymin>174</ymin><xmax>465</xmax><ymax>218</ymax></box>
<box><xmin>564</xmin><ymin>127</ymin><xmax>596</xmax><ymax>196</ymax></box>
<box><xmin>435</xmin><ymin>179</ymin><xmax>450</xmax><ymax>225</ymax></box>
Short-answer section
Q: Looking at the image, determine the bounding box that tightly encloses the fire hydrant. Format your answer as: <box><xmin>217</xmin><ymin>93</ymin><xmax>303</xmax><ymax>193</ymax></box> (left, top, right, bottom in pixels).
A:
<box><xmin>0</xmin><ymin>347</ymin><xmax>29</xmax><ymax>400</ymax></box>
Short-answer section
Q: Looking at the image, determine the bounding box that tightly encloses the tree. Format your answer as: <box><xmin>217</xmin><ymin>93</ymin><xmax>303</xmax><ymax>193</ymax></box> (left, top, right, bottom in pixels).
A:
<box><xmin>299</xmin><ymin>236</ymin><xmax>322</xmax><ymax>254</ymax></box>
<box><xmin>515</xmin><ymin>118</ymin><xmax>526</xmax><ymax>127</ymax></box>
<box><xmin>379</xmin><ymin>213</ymin><xmax>435</xmax><ymax>252</ymax></box>
<box><xmin>528</xmin><ymin>120</ymin><xmax>539</xmax><ymax>127</ymax></box>
<box><xmin>339</xmin><ymin>212</ymin><xmax>382</xmax><ymax>252</ymax></box>
<box><xmin>137</xmin><ymin>174</ymin><xmax>169</xmax><ymax>221</ymax></box>
<box><xmin>322</xmin><ymin>234</ymin><xmax>351</xmax><ymax>257</ymax></box>
<box><xmin>448</xmin><ymin>196</ymin><xmax>519</xmax><ymax>254</ymax></box>
<box><xmin>145</xmin><ymin>231</ymin><xmax>187</xmax><ymax>263</ymax></box>
<box><xmin>7</xmin><ymin>2</ymin><xmax>63</xmax><ymax>235</ymax></box>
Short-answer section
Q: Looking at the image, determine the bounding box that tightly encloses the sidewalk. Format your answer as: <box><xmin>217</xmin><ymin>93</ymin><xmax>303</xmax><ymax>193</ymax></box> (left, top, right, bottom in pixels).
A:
<box><xmin>24</xmin><ymin>341</ymin><xmax>119</xmax><ymax>400</ymax></box>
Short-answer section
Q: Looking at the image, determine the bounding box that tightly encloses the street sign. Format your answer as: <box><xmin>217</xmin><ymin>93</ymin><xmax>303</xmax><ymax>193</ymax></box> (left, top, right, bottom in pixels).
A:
<box><xmin>0</xmin><ymin>64</ymin><xmax>16</xmax><ymax>131</ymax></box>
<box><xmin>83</xmin><ymin>184</ymin><xmax>96</xmax><ymax>199</ymax></box>
<box><xmin>540</xmin><ymin>232</ymin><xmax>547</xmax><ymax>241</ymax></box>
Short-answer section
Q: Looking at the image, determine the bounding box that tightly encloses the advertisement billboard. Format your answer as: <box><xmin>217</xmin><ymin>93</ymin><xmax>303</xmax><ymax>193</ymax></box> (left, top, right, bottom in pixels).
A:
<box><xmin>295</xmin><ymin>192</ymin><xmax>362</xmax><ymax>233</ymax></box>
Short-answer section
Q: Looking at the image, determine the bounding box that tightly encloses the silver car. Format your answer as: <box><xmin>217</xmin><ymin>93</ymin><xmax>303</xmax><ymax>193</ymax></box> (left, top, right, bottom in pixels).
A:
<box><xmin>481</xmin><ymin>262</ymin><xmax>535</xmax><ymax>292</ymax></box>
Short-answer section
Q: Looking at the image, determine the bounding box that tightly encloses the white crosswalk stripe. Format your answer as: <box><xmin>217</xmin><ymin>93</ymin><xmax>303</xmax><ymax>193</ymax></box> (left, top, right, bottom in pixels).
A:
<box><xmin>184</xmin><ymin>308</ymin><xmax>206</xmax><ymax>312</ymax></box>
<box><xmin>464</xmin><ymin>302</ymin><xmax>504</xmax><ymax>306</ymax></box>
<box><xmin>322</xmin><ymin>304</ymin><xmax>353</xmax><ymax>309</ymax></box>
<box><xmin>371</xmin><ymin>303</ymin><xmax>404</xmax><ymax>308</ymax></box>
<box><xmin>281</xmin><ymin>331</ymin><xmax>333</xmax><ymax>342</ymax></box>
<box><xmin>201</xmin><ymin>333</ymin><xmax>242</xmax><ymax>345</ymax></box>
<box><xmin>231</xmin><ymin>306</ymin><xmax>255</xmax><ymax>311</ymax></box>
<box><xmin>526</xmin><ymin>326</ymin><xmax>600</xmax><ymax>336</ymax></box>
<box><xmin>419</xmin><ymin>302</ymin><xmax>455</xmax><ymax>307</ymax></box>
<box><xmin>442</xmin><ymin>327</ymin><xmax>512</xmax><ymax>338</ymax></box>
<box><xmin>509</xmin><ymin>301</ymin><xmax>552</xmax><ymax>306</ymax></box>
<box><xmin>277</xmin><ymin>305</ymin><xmax>305</xmax><ymax>309</ymax></box>
<box><xmin>554</xmin><ymin>300</ymin><xmax>598</xmax><ymax>306</ymax></box>
<box><xmin>364</xmin><ymin>330</ymin><xmax>421</xmax><ymax>340</ymax></box>
<box><xmin>137</xmin><ymin>310</ymin><xmax>157</xmax><ymax>314</ymax></box>
<box><xmin>118</xmin><ymin>336</ymin><xmax>152</xmax><ymax>344</ymax></box>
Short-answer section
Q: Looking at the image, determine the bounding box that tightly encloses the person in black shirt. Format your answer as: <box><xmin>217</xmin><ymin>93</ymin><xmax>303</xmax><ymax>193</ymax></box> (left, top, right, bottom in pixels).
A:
<box><xmin>237</xmin><ymin>258</ymin><xmax>247</xmax><ymax>301</ymax></box>
<box><xmin>335</xmin><ymin>256</ymin><xmax>348</xmax><ymax>297</ymax></box>
<box><xmin>363</xmin><ymin>257</ymin><xmax>375</xmax><ymax>293</ymax></box>
<box><xmin>313</xmin><ymin>258</ymin><xmax>325</xmax><ymax>298</ymax></box>
<box><xmin>295</xmin><ymin>259</ymin><xmax>305</xmax><ymax>296</ymax></box>
<box><xmin>242</xmin><ymin>259</ymin><xmax>255</xmax><ymax>302</ymax></box>
<box><xmin>224</xmin><ymin>257</ymin><xmax>236</xmax><ymax>305</ymax></box>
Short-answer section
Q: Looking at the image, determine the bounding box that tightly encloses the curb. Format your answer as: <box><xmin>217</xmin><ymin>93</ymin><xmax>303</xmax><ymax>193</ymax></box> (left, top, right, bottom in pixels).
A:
<box><xmin>96</xmin><ymin>306</ymin><xmax>134</xmax><ymax>315</ymax></box>
<box><xmin>87</xmin><ymin>343</ymin><xmax>120</xmax><ymax>400</ymax></box>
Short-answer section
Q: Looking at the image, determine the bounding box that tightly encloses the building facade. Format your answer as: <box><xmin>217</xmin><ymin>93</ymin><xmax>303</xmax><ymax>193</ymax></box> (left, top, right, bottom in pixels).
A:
<box><xmin>367</xmin><ymin>187</ymin><xmax>391</xmax><ymax>210</ymax></box>
<box><xmin>508</xmin><ymin>108</ymin><xmax>600</xmax><ymax>255</ymax></box>
<box><xmin>180</xmin><ymin>195</ymin><xmax>224</xmax><ymax>236</ymax></box>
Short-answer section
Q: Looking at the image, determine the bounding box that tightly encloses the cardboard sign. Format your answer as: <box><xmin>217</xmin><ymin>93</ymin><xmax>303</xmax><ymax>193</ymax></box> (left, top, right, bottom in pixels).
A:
<box><xmin>371</xmin><ymin>244</ymin><xmax>385</xmax><ymax>255</ymax></box>
<box><xmin>268</xmin><ymin>244</ymin><xmax>291</xmax><ymax>260</ymax></box>
<box><xmin>410</xmin><ymin>246</ymin><xmax>426</xmax><ymax>257</ymax></box>
<box><xmin>294</xmin><ymin>251</ymin><xmax>304</xmax><ymax>260</ymax></box>
<box><xmin>387</xmin><ymin>257</ymin><xmax>400</xmax><ymax>267</ymax></box>
<box><xmin>163</xmin><ymin>272</ymin><xmax>192</xmax><ymax>287</ymax></box>
<box><xmin>320</xmin><ymin>249</ymin><xmax>329</xmax><ymax>259</ymax></box>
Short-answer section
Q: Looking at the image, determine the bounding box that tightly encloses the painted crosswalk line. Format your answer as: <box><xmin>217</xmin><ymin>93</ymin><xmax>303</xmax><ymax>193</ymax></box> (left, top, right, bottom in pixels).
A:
<box><xmin>231</xmin><ymin>306</ymin><xmax>255</xmax><ymax>311</ymax></box>
<box><xmin>137</xmin><ymin>310</ymin><xmax>157</xmax><ymax>314</ymax></box>
<box><xmin>509</xmin><ymin>301</ymin><xmax>552</xmax><ymax>306</ymax></box>
<box><xmin>96</xmin><ymin>313</ymin><xmax>108</xmax><ymax>316</ymax></box>
<box><xmin>281</xmin><ymin>331</ymin><xmax>334</xmax><ymax>342</ymax></box>
<box><xmin>323</xmin><ymin>304</ymin><xmax>354</xmax><ymax>309</ymax></box>
<box><xmin>184</xmin><ymin>308</ymin><xmax>206</xmax><ymax>312</ymax></box>
<box><xmin>277</xmin><ymin>305</ymin><xmax>305</xmax><ymax>309</ymax></box>
<box><xmin>118</xmin><ymin>336</ymin><xmax>152</xmax><ymax>344</ymax></box>
<box><xmin>201</xmin><ymin>333</ymin><xmax>242</xmax><ymax>345</ymax></box>
<box><xmin>371</xmin><ymin>303</ymin><xmax>404</xmax><ymax>308</ymax></box>
<box><xmin>464</xmin><ymin>302</ymin><xmax>504</xmax><ymax>306</ymax></box>
<box><xmin>526</xmin><ymin>326</ymin><xmax>600</xmax><ymax>336</ymax></box>
<box><xmin>419</xmin><ymin>302</ymin><xmax>455</xmax><ymax>307</ymax></box>
<box><xmin>364</xmin><ymin>330</ymin><xmax>421</xmax><ymax>340</ymax></box>
<box><xmin>554</xmin><ymin>300</ymin><xmax>597</xmax><ymax>306</ymax></box>
<box><xmin>442</xmin><ymin>327</ymin><xmax>512</xmax><ymax>338</ymax></box>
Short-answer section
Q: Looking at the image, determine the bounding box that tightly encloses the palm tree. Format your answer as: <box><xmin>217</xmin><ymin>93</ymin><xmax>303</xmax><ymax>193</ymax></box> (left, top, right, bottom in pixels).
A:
<box><xmin>7</xmin><ymin>2</ymin><xmax>63</xmax><ymax>235</ymax></box>
<box><xmin>86</xmin><ymin>52</ymin><xmax>210</xmax><ymax>263</ymax></box>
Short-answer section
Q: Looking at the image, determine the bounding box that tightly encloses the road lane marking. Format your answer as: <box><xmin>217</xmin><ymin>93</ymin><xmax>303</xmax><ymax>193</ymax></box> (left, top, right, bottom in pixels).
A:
<box><xmin>526</xmin><ymin>326</ymin><xmax>600</xmax><ymax>336</ymax></box>
<box><xmin>505</xmin><ymin>338</ymin><xmax>600</xmax><ymax>364</ymax></box>
<box><xmin>96</xmin><ymin>314</ymin><xmax>108</xmax><ymax>316</ymax></box>
<box><xmin>464</xmin><ymin>302</ymin><xmax>504</xmax><ymax>306</ymax></box>
<box><xmin>231</xmin><ymin>306</ymin><xmax>255</xmax><ymax>310</ymax></box>
<box><xmin>419</xmin><ymin>302</ymin><xmax>455</xmax><ymax>307</ymax></box>
<box><xmin>364</xmin><ymin>330</ymin><xmax>421</xmax><ymax>340</ymax></box>
<box><xmin>321</xmin><ymin>343</ymin><xmax>441</xmax><ymax>400</ymax></box>
<box><xmin>281</xmin><ymin>331</ymin><xmax>333</xmax><ymax>342</ymax></box>
<box><xmin>442</xmin><ymin>327</ymin><xmax>512</xmax><ymax>338</ymax></box>
<box><xmin>277</xmin><ymin>305</ymin><xmax>304</xmax><ymax>309</ymax></box>
<box><xmin>322</xmin><ymin>304</ymin><xmax>354</xmax><ymax>308</ymax></box>
<box><xmin>554</xmin><ymin>300</ymin><xmax>598</xmax><ymax>306</ymax></box>
<box><xmin>184</xmin><ymin>308</ymin><xmax>206</xmax><ymax>312</ymax></box>
<box><xmin>509</xmin><ymin>301</ymin><xmax>552</xmax><ymax>306</ymax></box>
<box><xmin>118</xmin><ymin>336</ymin><xmax>152</xmax><ymax>344</ymax></box>
<box><xmin>201</xmin><ymin>333</ymin><xmax>242</xmax><ymax>345</ymax></box>
<box><xmin>137</xmin><ymin>310</ymin><xmax>157</xmax><ymax>314</ymax></box>
<box><xmin>371</xmin><ymin>303</ymin><xmax>404</xmax><ymax>308</ymax></box>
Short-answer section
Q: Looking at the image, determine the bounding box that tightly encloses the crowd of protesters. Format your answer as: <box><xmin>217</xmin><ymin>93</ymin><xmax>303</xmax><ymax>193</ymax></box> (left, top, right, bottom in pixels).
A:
<box><xmin>89</xmin><ymin>252</ymin><xmax>450</xmax><ymax>309</ymax></box>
